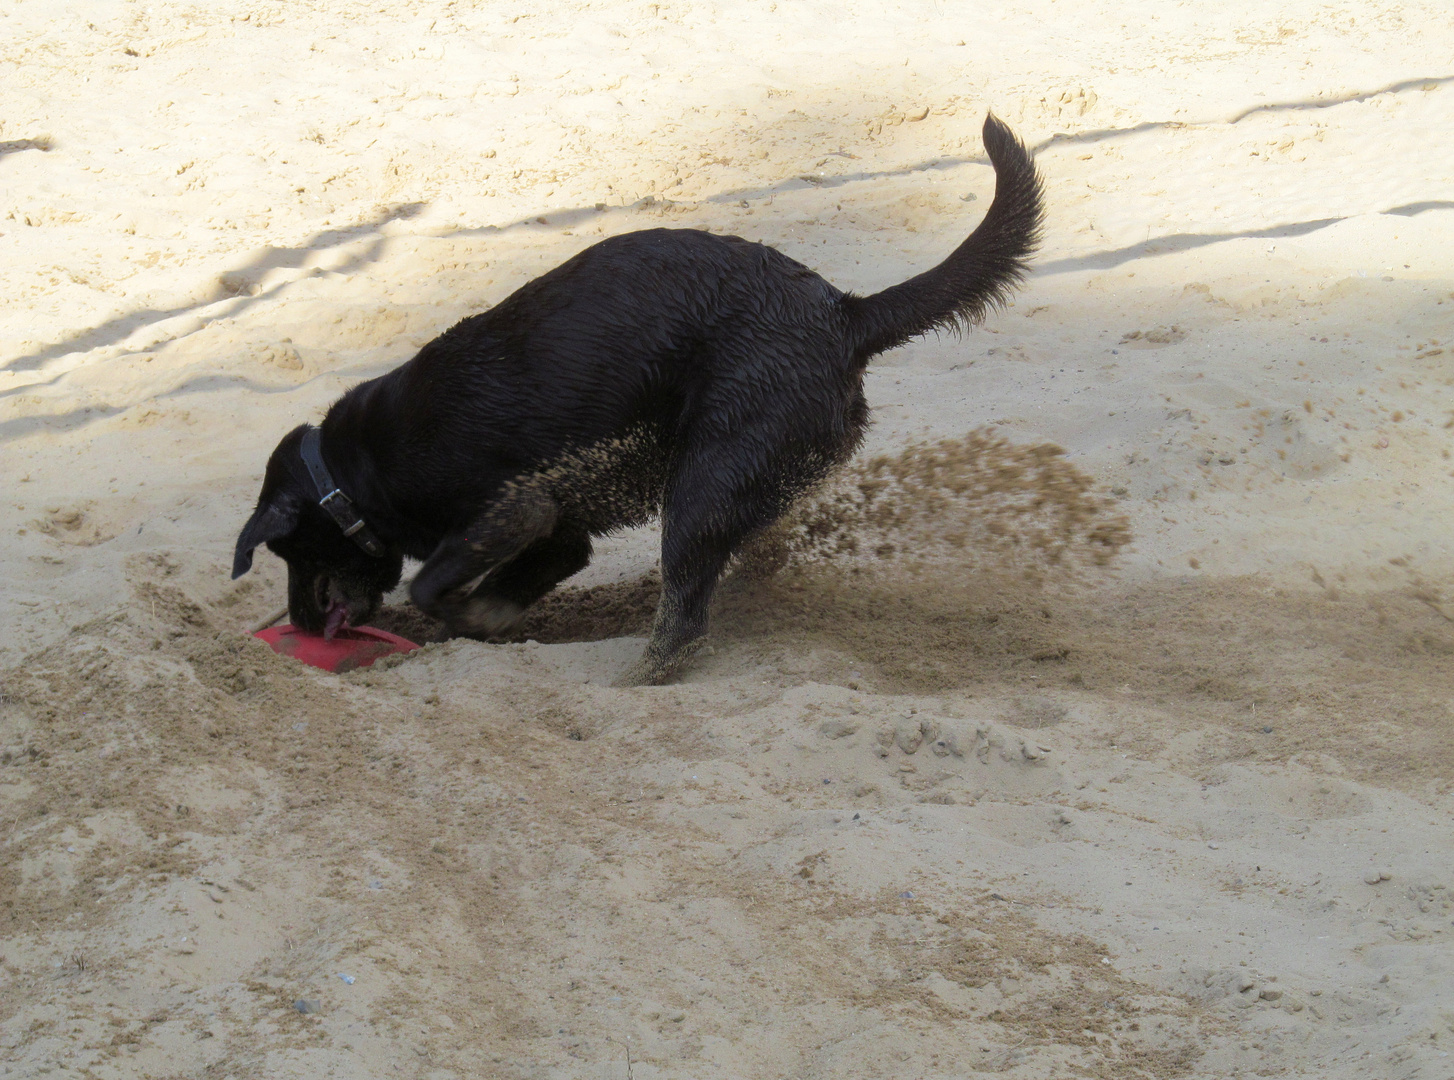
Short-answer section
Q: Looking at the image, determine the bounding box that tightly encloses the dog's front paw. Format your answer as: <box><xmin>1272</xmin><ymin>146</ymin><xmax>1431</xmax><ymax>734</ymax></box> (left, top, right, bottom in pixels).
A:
<box><xmin>449</xmin><ymin>596</ymin><xmax>526</xmax><ymax>639</ymax></box>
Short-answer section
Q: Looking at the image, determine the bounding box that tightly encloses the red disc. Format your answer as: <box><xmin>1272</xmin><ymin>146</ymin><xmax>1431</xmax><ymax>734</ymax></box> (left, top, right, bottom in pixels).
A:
<box><xmin>254</xmin><ymin>624</ymin><xmax>420</xmax><ymax>673</ymax></box>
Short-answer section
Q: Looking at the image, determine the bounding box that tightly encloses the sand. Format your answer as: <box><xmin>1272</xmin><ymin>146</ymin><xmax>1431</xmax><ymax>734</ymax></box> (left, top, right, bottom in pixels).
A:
<box><xmin>3</xmin><ymin>1</ymin><xmax>1453</xmax><ymax>1076</ymax></box>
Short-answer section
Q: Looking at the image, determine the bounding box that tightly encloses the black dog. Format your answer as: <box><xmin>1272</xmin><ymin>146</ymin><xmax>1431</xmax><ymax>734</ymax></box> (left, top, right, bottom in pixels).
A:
<box><xmin>232</xmin><ymin>114</ymin><xmax>1043</xmax><ymax>684</ymax></box>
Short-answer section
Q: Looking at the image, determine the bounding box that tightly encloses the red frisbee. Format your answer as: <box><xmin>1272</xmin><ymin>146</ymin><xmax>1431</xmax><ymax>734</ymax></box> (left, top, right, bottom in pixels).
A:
<box><xmin>254</xmin><ymin>624</ymin><xmax>420</xmax><ymax>673</ymax></box>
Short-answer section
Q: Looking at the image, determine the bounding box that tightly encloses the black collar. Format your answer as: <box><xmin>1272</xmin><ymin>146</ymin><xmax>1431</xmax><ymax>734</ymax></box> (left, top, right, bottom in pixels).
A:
<box><xmin>299</xmin><ymin>426</ymin><xmax>388</xmax><ymax>558</ymax></box>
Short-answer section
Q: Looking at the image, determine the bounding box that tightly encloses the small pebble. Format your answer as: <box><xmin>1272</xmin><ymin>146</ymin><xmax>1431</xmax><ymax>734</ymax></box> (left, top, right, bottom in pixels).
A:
<box><xmin>931</xmin><ymin>735</ymin><xmax>963</xmax><ymax>758</ymax></box>
<box><xmin>293</xmin><ymin>999</ymin><xmax>322</xmax><ymax>1015</ymax></box>
<box><xmin>1261</xmin><ymin>725</ymin><xmax>1273</xmax><ymax>734</ymax></box>
<box><xmin>1020</xmin><ymin>740</ymin><xmax>1051</xmax><ymax>761</ymax></box>
<box><xmin>1207</xmin><ymin>842</ymin><xmax>1219</xmax><ymax>850</ymax></box>
<box><xmin>1363</xmin><ymin>869</ymin><xmax>1392</xmax><ymax>885</ymax></box>
<box><xmin>894</xmin><ymin>721</ymin><xmax>924</xmax><ymax>754</ymax></box>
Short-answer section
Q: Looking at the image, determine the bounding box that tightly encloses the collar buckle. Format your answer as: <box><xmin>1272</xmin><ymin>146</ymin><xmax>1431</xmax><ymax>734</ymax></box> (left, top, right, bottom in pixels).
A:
<box><xmin>300</xmin><ymin>427</ymin><xmax>388</xmax><ymax>559</ymax></box>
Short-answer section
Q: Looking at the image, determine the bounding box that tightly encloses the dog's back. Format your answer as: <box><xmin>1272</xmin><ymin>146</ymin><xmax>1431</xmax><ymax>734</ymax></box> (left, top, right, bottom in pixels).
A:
<box><xmin>411</xmin><ymin>227</ymin><xmax>849</xmax><ymax>381</ymax></box>
<box><xmin>369</xmin><ymin>225</ymin><xmax>860</xmax><ymax>470</ymax></box>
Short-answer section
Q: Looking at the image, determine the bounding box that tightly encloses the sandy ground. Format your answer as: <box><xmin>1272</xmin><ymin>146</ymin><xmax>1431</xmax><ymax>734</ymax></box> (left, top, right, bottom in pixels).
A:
<box><xmin>3</xmin><ymin>1</ymin><xmax>1454</xmax><ymax>1077</ymax></box>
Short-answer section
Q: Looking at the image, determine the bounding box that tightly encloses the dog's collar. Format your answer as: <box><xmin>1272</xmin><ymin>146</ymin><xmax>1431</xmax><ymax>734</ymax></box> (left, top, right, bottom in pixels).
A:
<box><xmin>299</xmin><ymin>426</ymin><xmax>388</xmax><ymax>558</ymax></box>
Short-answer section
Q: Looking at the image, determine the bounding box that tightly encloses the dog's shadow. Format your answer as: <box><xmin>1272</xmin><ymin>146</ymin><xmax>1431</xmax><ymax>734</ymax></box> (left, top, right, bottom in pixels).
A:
<box><xmin>367</xmin><ymin>564</ymin><xmax>1086</xmax><ymax>695</ymax></box>
<box><xmin>371</xmin><ymin>566</ymin><xmax>807</xmax><ymax>650</ymax></box>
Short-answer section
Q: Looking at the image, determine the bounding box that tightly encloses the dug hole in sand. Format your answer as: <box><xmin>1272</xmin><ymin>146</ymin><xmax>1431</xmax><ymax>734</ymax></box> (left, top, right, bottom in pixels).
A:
<box><xmin>3</xmin><ymin>2</ymin><xmax>1453</xmax><ymax>1077</ymax></box>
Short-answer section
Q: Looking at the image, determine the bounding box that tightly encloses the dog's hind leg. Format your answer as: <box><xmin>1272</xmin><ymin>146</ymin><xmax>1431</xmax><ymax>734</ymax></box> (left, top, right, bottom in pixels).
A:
<box><xmin>410</xmin><ymin>486</ymin><xmax>561</xmax><ymax>637</ymax></box>
<box><xmin>615</xmin><ymin>524</ymin><xmax>732</xmax><ymax>686</ymax></box>
<box><xmin>615</xmin><ymin>444</ymin><xmax>825</xmax><ymax>687</ymax></box>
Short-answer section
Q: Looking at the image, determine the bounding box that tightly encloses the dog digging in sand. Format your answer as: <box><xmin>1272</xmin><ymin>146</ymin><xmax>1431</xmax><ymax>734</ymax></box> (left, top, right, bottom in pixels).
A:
<box><xmin>231</xmin><ymin>114</ymin><xmax>1044</xmax><ymax>685</ymax></box>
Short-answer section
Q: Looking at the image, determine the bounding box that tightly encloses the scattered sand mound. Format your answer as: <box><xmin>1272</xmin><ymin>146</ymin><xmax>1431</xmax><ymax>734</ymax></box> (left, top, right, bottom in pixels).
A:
<box><xmin>757</xmin><ymin>429</ymin><xmax>1131</xmax><ymax>575</ymax></box>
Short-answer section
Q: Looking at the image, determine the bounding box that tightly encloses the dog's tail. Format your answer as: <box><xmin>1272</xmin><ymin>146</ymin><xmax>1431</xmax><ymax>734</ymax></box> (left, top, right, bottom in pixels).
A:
<box><xmin>841</xmin><ymin>113</ymin><xmax>1044</xmax><ymax>362</ymax></box>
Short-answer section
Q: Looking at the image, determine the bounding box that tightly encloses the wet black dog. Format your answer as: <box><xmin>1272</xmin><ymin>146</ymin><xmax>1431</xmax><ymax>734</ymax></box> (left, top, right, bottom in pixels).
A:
<box><xmin>232</xmin><ymin>114</ymin><xmax>1043</xmax><ymax>684</ymax></box>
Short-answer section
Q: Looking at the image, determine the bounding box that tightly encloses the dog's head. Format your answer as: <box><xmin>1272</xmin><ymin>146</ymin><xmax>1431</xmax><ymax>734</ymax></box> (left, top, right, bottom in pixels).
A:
<box><xmin>232</xmin><ymin>425</ymin><xmax>403</xmax><ymax>637</ymax></box>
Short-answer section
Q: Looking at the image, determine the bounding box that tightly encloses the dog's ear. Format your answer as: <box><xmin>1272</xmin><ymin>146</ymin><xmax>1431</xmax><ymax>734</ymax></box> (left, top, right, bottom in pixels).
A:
<box><xmin>232</xmin><ymin>496</ymin><xmax>301</xmax><ymax>579</ymax></box>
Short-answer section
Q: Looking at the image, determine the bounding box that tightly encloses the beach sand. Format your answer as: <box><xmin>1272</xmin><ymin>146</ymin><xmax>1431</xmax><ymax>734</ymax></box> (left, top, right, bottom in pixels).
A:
<box><xmin>2</xmin><ymin>1</ymin><xmax>1453</xmax><ymax>1075</ymax></box>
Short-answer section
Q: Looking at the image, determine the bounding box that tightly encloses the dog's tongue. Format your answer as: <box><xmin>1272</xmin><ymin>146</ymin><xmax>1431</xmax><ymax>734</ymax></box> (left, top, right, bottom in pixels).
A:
<box><xmin>323</xmin><ymin>601</ymin><xmax>348</xmax><ymax>641</ymax></box>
